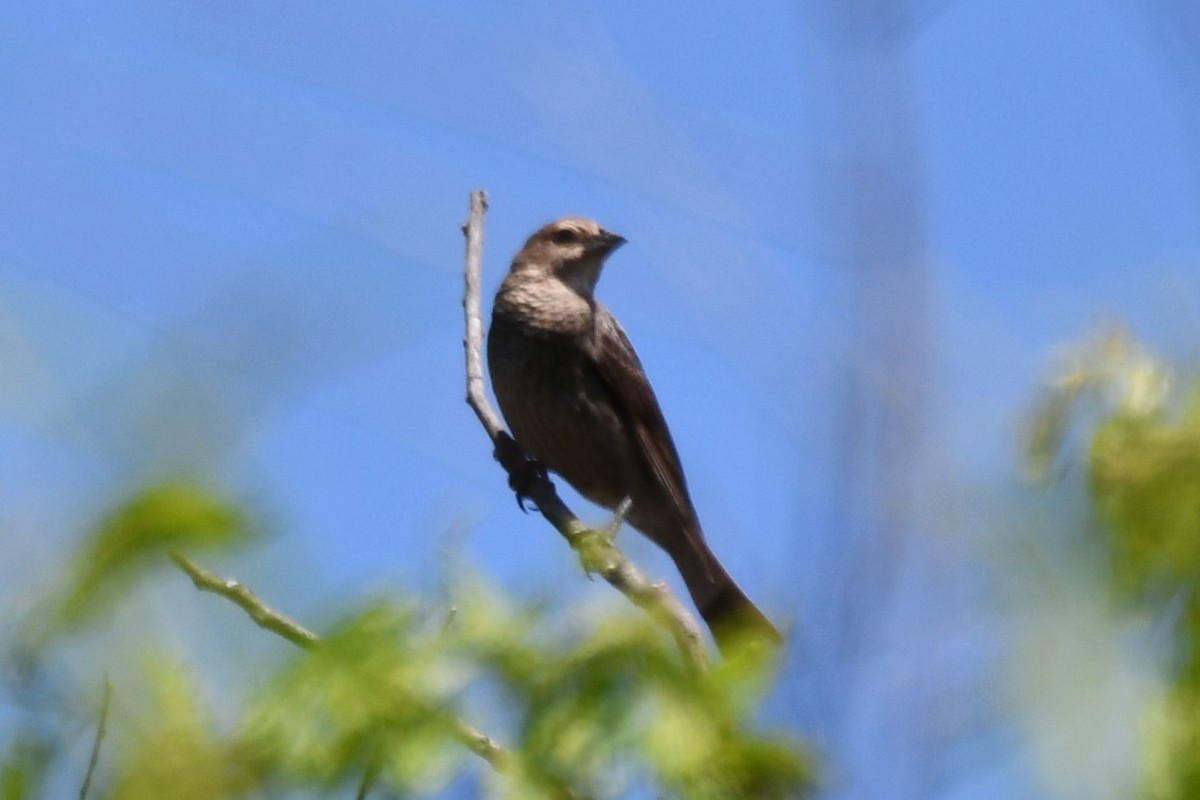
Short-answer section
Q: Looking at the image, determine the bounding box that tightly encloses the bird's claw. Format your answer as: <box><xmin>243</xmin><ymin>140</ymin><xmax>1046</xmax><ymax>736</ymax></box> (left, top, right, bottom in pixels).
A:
<box><xmin>494</xmin><ymin>433</ymin><xmax>547</xmax><ymax>513</ymax></box>
<box><xmin>509</xmin><ymin>460</ymin><xmax>548</xmax><ymax>513</ymax></box>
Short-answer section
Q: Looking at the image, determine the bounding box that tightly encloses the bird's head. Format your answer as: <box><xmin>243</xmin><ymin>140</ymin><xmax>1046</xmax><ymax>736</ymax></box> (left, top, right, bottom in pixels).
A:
<box><xmin>513</xmin><ymin>217</ymin><xmax>626</xmax><ymax>298</ymax></box>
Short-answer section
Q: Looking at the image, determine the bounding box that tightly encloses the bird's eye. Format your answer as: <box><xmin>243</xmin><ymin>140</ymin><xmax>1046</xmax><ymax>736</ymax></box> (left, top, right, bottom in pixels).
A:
<box><xmin>551</xmin><ymin>229</ymin><xmax>579</xmax><ymax>245</ymax></box>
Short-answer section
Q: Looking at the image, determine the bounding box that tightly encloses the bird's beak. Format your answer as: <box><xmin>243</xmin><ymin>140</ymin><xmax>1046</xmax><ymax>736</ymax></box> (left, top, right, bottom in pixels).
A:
<box><xmin>586</xmin><ymin>229</ymin><xmax>626</xmax><ymax>256</ymax></box>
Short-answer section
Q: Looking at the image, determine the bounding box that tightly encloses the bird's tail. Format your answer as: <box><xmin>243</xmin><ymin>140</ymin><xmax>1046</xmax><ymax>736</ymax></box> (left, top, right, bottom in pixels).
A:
<box><xmin>672</xmin><ymin>538</ymin><xmax>782</xmax><ymax>655</ymax></box>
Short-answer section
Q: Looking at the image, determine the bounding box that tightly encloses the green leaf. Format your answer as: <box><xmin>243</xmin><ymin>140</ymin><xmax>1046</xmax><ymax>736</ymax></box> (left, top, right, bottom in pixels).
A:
<box><xmin>59</xmin><ymin>481</ymin><xmax>249</xmax><ymax>627</ymax></box>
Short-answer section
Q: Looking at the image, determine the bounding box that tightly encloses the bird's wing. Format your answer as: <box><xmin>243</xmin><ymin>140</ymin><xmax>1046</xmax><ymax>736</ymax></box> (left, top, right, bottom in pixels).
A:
<box><xmin>585</xmin><ymin>304</ymin><xmax>699</xmax><ymax>529</ymax></box>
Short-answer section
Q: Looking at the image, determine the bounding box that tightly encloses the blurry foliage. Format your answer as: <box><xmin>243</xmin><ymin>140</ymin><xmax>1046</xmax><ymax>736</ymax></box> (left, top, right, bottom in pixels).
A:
<box><xmin>0</xmin><ymin>735</ymin><xmax>52</xmax><ymax>800</ymax></box>
<box><xmin>58</xmin><ymin>481</ymin><xmax>251</xmax><ymax>628</ymax></box>
<box><xmin>239</xmin><ymin>602</ymin><xmax>464</xmax><ymax>794</ymax></box>
<box><xmin>0</xmin><ymin>480</ymin><xmax>812</xmax><ymax>799</ymax></box>
<box><xmin>107</xmin><ymin>663</ymin><xmax>247</xmax><ymax>800</ymax></box>
<box><xmin>1024</xmin><ymin>327</ymin><xmax>1200</xmax><ymax>800</ymax></box>
<box><xmin>1091</xmin><ymin>401</ymin><xmax>1200</xmax><ymax>598</ymax></box>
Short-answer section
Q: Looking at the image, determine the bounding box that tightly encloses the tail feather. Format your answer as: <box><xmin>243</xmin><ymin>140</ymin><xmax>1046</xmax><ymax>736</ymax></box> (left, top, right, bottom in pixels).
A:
<box><xmin>699</xmin><ymin>578</ymin><xmax>782</xmax><ymax>653</ymax></box>
<box><xmin>672</xmin><ymin>539</ymin><xmax>781</xmax><ymax>654</ymax></box>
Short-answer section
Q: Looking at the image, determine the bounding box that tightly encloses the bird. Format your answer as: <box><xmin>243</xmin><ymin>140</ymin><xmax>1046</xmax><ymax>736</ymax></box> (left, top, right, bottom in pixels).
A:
<box><xmin>487</xmin><ymin>216</ymin><xmax>780</xmax><ymax>652</ymax></box>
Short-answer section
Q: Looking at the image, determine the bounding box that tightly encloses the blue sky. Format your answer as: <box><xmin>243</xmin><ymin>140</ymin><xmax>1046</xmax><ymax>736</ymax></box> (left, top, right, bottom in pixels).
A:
<box><xmin>3</xmin><ymin>1</ymin><xmax>1200</xmax><ymax>798</ymax></box>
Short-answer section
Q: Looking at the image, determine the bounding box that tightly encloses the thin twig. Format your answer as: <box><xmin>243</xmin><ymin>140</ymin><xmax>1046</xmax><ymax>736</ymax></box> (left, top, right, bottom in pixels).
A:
<box><xmin>355</xmin><ymin>762</ymin><xmax>380</xmax><ymax>800</ymax></box>
<box><xmin>168</xmin><ymin>551</ymin><xmax>319</xmax><ymax>648</ymax></box>
<box><xmin>167</xmin><ymin>551</ymin><xmax>551</xmax><ymax>792</ymax></box>
<box><xmin>439</xmin><ymin>605</ymin><xmax>459</xmax><ymax>639</ymax></box>
<box><xmin>462</xmin><ymin>190</ymin><xmax>506</xmax><ymax>440</ymax></box>
<box><xmin>459</xmin><ymin>190</ymin><xmax>711</xmax><ymax>671</ymax></box>
<box><xmin>78</xmin><ymin>677</ymin><xmax>112</xmax><ymax>800</ymax></box>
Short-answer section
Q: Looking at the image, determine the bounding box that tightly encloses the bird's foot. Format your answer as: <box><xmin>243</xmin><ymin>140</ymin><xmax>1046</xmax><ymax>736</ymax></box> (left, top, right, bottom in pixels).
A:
<box><xmin>601</xmin><ymin>496</ymin><xmax>633</xmax><ymax>544</ymax></box>
<box><xmin>493</xmin><ymin>432</ymin><xmax>547</xmax><ymax>512</ymax></box>
<box><xmin>577</xmin><ymin>501</ymin><xmax>630</xmax><ymax>579</ymax></box>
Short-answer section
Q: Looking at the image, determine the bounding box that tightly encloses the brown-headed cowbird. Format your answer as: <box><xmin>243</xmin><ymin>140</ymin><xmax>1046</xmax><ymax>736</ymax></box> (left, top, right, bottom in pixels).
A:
<box><xmin>487</xmin><ymin>217</ymin><xmax>780</xmax><ymax>652</ymax></box>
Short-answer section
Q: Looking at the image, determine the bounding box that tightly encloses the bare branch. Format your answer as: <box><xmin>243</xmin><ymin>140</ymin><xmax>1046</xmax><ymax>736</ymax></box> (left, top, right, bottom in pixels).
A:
<box><xmin>462</xmin><ymin>190</ymin><xmax>506</xmax><ymax>440</ymax></box>
<box><xmin>169</xmin><ymin>550</ymin><xmax>319</xmax><ymax>648</ymax></box>
<box><xmin>78</xmin><ymin>677</ymin><xmax>112</xmax><ymax>800</ymax></box>
<box><xmin>459</xmin><ymin>191</ymin><xmax>711</xmax><ymax>671</ymax></box>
